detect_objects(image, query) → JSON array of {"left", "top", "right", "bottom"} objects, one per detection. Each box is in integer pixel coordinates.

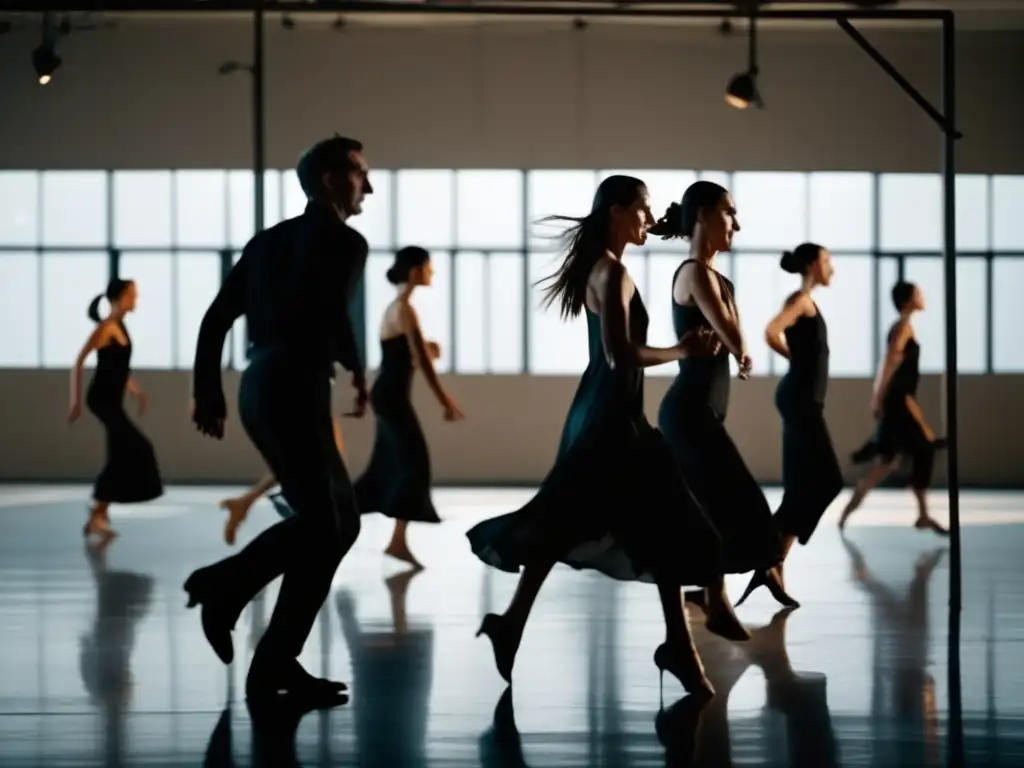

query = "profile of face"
[
  {"left": 698, "top": 192, "right": 740, "bottom": 252},
  {"left": 910, "top": 284, "right": 926, "bottom": 311},
  {"left": 411, "top": 259, "right": 434, "bottom": 288},
  {"left": 812, "top": 248, "right": 835, "bottom": 287},
  {"left": 610, "top": 184, "right": 655, "bottom": 247},
  {"left": 117, "top": 281, "right": 138, "bottom": 313},
  {"left": 322, "top": 149, "right": 373, "bottom": 217}
]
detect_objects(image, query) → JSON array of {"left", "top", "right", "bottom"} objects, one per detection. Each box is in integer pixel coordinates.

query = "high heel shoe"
[
  {"left": 654, "top": 643, "right": 715, "bottom": 699},
  {"left": 184, "top": 568, "right": 238, "bottom": 665},
  {"left": 734, "top": 567, "right": 801, "bottom": 609},
  {"left": 476, "top": 613, "right": 519, "bottom": 684}
]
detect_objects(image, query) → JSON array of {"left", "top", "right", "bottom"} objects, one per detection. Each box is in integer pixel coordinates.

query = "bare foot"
[
  {"left": 914, "top": 517, "right": 949, "bottom": 537},
  {"left": 219, "top": 497, "right": 252, "bottom": 546},
  {"left": 83, "top": 512, "right": 118, "bottom": 542},
  {"left": 384, "top": 544, "right": 424, "bottom": 570}
]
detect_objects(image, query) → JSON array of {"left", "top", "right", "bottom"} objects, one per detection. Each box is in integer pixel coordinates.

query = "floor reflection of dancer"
[
  {"left": 185, "top": 135, "right": 371, "bottom": 705},
  {"left": 355, "top": 246, "right": 464, "bottom": 569},
  {"left": 219, "top": 417, "right": 346, "bottom": 545},
  {"left": 843, "top": 538, "right": 945, "bottom": 767},
  {"left": 79, "top": 538, "right": 154, "bottom": 768},
  {"left": 336, "top": 569, "right": 433, "bottom": 767},
  {"left": 736, "top": 243, "right": 844, "bottom": 607},
  {"left": 649, "top": 182, "right": 788, "bottom": 616},
  {"left": 467, "top": 175, "right": 740, "bottom": 697},
  {"left": 69, "top": 278, "right": 163, "bottom": 541},
  {"left": 839, "top": 281, "right": 947, "bottom": 534}
]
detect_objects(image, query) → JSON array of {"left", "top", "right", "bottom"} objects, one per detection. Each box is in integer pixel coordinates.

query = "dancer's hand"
[
  {"left": 191, "top": 396, "right": 226, "bottom": 439},
  {"left": 136, "top": 391, "right": 148, "bottom": 416},
  {"left": 426, "top": 341, "right": 442, "bottom": 360},
  {"left": 68, "top": 400, "right": 82, "bottom": 424},
  {"left": 677, "top": 327, "right": 721, "bottom": 357},
  {"left": 737, "top": 353, "right": 753, "bottom": 380},
  {"left": 442, "top": 396, "right": 465, "bottom": 422},
  {"left": 344, "top": 373, "right": 369, "bottom": 418}
]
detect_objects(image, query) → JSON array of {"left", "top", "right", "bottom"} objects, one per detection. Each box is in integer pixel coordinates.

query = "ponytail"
[{"left": 87, "top": 294, "right": 104, "bottom": 323}]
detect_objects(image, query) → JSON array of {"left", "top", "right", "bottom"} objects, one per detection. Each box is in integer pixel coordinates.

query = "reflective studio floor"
[{"left": 1, "top": 486, "right": 1023, "bottom": 767}]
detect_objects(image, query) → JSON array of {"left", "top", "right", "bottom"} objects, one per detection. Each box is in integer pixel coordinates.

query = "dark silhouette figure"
[{"left": 185, "top": 135, "right": 373, "bottom": 704}]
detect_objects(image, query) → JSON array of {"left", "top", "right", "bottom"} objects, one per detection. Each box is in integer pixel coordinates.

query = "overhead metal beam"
[{"left": 0, "top": 1, "right": 953, "bottom": 22}]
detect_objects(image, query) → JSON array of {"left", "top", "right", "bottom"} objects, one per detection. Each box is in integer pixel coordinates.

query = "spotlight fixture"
[
  {"left": 32, "top": 44, "right": 61, "bottom": 85},
  {"left": 725, "top": 12, "right": 763, "bottom": 110}
]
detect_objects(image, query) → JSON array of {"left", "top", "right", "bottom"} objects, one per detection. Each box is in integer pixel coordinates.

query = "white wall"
[{"left": 1, "top": 17, "right": 1022, "bottom": 487}]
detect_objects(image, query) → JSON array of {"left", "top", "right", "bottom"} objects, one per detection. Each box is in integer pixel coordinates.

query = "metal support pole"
[
  {"left": 941, "top": 13, "right": 964, "bottom": 767},
  {"left": 253, "top": 6, "right": 265, "bottom": 235}
]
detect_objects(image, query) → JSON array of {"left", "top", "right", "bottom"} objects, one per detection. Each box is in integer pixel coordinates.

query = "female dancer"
[
  {"left": 467, "top": 174, "right": 748, "bottom": 698},
  {"left": 650, "top": 181, "right": 789, "bottom": 612},
  {"left": 355, "top": 246, "right": 462, "bottom": 569},
  {"left": 734, "top": 243, "right": 844, "bottom": 607},
  {"left": 839, "top": 281, "right": 947, "bottom": 534},
  {"left": 218, "top": 419, "right": 346, "bottom": 545},
  {"left": 69, "top": 278, "right": 163, "bottom": 540}
]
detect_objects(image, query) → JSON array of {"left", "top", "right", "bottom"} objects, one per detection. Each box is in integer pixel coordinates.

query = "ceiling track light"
[
  {"left": 32, "top": 12, "right": 61, "bottom": 85},
  {"left": 725, "top": 9, "right": 763, "bottom": 110}
]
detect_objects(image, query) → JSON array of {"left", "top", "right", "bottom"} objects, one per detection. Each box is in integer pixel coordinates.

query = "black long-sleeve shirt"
[{"left": 192, "top": 202, "right": 368, "bottom": 413}]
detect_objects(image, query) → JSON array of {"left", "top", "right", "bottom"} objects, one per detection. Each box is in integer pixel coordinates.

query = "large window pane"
[
  {"left": 41, "top": 252, "right": 109, "bottom": 367},
  {"left": 527, "top": 171, "right": 597, "bottom": 248},
  {"left": 733, "top": 253, "right": 802, "bottom": 376},
  {"left": 877, "top": 256, "right": 899, "bottom": 366},
  {"left": 396, "top": 170, "right": 454, "bottom": 249},
  {"left": 880, "top": 174, "right": 940, "bottom": 251},
  {"left": 176, "top": 253, "right": 222, "bottom": 369},
  {"left": 364, "top": 252, "right": 393, "bottom": 372},
  {"left": 600, "top": 170, "right": 698, "bottom": 228},
  {"left": 410, "top": 251, "right": 452, "bottom": 374},
  {"left": 812, "top": 255, "right": 874, "bottom": 377},
  {"left": 487, "top": 253, "right": 525, "bottom": 374},
  {"left": 699, "top": 171, "right": 732, "bottom": 188},
  {"left": 118, "top": 252, "right": 173, "bottom": 369},
  {"left": 282, "top": 170, "right": 306, "bottom": 220},
  {"left": 808, "top": 173, "right": 873, "bottom": 251},
  {"left": 993, "top": 258, "right": 1024, "bottom": 371},
  {"left": 356, "top": 169, "right": 393, "bottom": 250},
  {"left": 41, "top": 171, "right": 108, "bottom": 247},
  {"left": 0, "top": 253, "right": 40, "bottom": 366},
  {"left": 731, "top": 173, "right": 808, "bottom": 251},
  {"left": 228, "top": 170, "right": 282, "bottom": 248},
  {"left": 454, "top": 251, "right": 486, "bottom": 373},
  {"left": 175, "top": 171, "right": 227, "bottom": 248},
  {"left": 956, "top": 175, "right": 989, "bottom": 251},
  {"left": 902, "top": 257, "right": 944, "bottom": 373},
  {"left": 0, "top": 172, "right": 39, "bottom": 246},
  {"left": 113, "top": 171, "right": 172, "bottom": 248},
  {"left": 953, "top": 257, "right": 987, "bottom": 374},
  {"left": 456, "top": 171, "right": 524, "bottom": 250},
  {"left": 527, "top": 252, "right": 589, "bottom": 375},
  {"left": 993, "top": 176, "right": 1024, "bottom": 250},
  {"left": 230, "top": 251, "right": 248, "bottom": 370}
]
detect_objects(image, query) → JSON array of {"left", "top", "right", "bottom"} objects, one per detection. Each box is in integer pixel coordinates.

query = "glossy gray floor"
[{"left": 0, "top": 485, "right": 1021, "bottom": 767}]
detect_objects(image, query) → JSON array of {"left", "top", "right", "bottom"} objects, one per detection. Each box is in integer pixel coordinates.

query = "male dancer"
[{"left": 186, "top": 135, "right": 372, "bottom": 706}]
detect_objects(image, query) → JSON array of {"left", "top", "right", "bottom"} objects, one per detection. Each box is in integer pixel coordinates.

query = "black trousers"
[{"left": 217, "top": 357, "right": 360, "bottom": 663}]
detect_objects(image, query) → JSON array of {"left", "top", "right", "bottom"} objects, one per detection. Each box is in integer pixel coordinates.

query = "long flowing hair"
[{"left": 535, "top": 175, "right": 645, "bottom": 321}]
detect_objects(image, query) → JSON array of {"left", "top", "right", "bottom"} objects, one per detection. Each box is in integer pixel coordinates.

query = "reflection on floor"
[{"left": 0, "top": 485, "right": 1022, "bottom": 767}]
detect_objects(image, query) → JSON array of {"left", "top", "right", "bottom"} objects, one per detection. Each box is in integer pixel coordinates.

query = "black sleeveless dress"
[
  {"left": 772, "top": 303, "right": 843, "bottom": 545},
  {"left": 86, "top": 323, "right": 164, "bottom": 504},
  {"left": 354, "top": 336, "right": 441, "bottom": 523},
  {"left": 657, "top": 260, "right": 782, "bottom": 574},
  {"left": 467, "top": 288, "right": 723, "bottom": 587},
  {"left": 852, "top": 325, "right": 936, "bottom": 489}
]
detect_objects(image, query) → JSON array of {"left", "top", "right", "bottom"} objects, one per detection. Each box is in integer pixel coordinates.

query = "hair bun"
[
  {"left": 648, "top": 202, "right": 682, "bottom": 239},
  {"left": 385, "top": 265, "right": 401, "bottom": 285},
  {"left": 779, "top": 250, "right": 798, "bottom": 273}
]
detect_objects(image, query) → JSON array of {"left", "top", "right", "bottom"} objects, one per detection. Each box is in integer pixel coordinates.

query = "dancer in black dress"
[
  {"left": 735, "top": 243, "right": 844, "bottom": 606},
  {"left": 467, "top": 175, "right": 748, "bottom": 698},
  {"left": 69, "top": 278, "right": 163, "bottom": 540},
  {"left": 650, "top": 181, "right": 790, "bottom": 613},
  {"left": 839, "top": 281, "right": 947, "bottom": 534},
  {"left": 355, "top": 246, "right": 464, "bottom": 570},
  {"left": 185, "top": 135, "right": 372, "bottom": 705}
]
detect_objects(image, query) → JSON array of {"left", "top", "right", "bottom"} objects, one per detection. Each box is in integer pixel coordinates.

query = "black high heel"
[
  {"left": 184, "top": 568, "right": 237, "bottom": 665},
  {"left": 734, "top": 567, "right": 801, "bottom": 609},
  {"left": 476, "top": 613, "right": 519, "bottom": 684},
  {"left": 654, "top": 643, "right": 715, "bottom": 699}
]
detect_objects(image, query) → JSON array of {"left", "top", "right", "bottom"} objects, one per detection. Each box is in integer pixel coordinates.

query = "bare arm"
[
  {"left": 401, "top": 303, "right": 451, "bottom": 408},
  {"left": 765, "top": 293, "right": 813, "bottom": 360},
  {"left": 597, "top": 259, "right": 686, "bottom": 370},
  {"left": 70, "top": 324, "right": 111, "bottom": 410},
  {"left": 903, "top": 395, "right": 934, "bottom": 438},
  {"left": 872, "top": 322, "right": 912, "bottom": 406},
  {"left": 686, "top": 265, "right": 745, "bottom": 360},
  {"left": 126, "top": 377, "right": 142, "bottom": 397}
]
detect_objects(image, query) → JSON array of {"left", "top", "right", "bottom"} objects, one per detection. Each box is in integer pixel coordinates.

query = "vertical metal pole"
[
  {"left": 253, "top": 7, "right": 265, "bottom": 236},
  {"left": 941, "top": 12, "right": 964, "bottom": 767}
]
